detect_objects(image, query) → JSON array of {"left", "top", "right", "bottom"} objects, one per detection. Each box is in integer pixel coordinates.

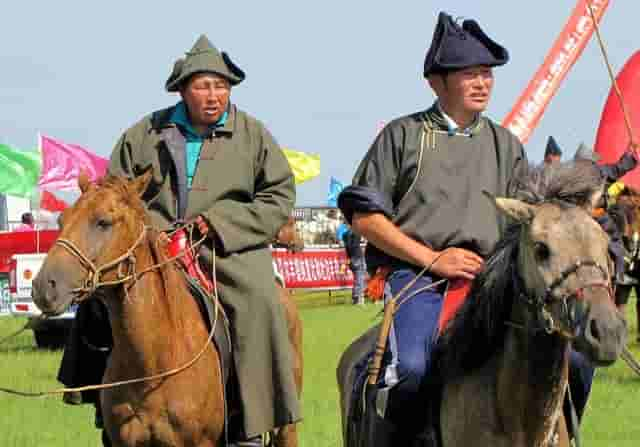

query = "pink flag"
[{"left": 38, "top": 134, "right": 109, "bottom": 191}]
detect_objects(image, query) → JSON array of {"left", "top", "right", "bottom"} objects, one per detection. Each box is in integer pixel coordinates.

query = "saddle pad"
[
  {"left": 184, "top": 274, "right": 233, "bottom": 387},
  {"left": 437, "top": 279, "right": 472, "bottom": 335}
]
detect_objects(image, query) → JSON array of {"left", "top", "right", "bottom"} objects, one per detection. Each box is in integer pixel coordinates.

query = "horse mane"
[
  {"left": 434, "top": 161, "right": 603, "bottom": 379},
  {"left": 95, "top": 175, "right": 150, "bottom": 220},
  {"left": 144, "top": 228, "right": 185, "bottom": 324}
]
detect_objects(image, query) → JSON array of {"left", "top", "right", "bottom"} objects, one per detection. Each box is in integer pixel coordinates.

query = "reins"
[{"left": 0, "top": 223, "right": 221, "bottom": 398}]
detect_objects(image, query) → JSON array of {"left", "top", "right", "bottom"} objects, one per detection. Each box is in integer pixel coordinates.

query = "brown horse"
[
  {"left": 273, "top": 216, "right": 304, "bottom": 447},
  {"left": 613, "top": 186, "right": 640, "bottom": 336},
  {"left": 32, "top": 172, "right": 302, "bottom": 447},
  {"left": 338, "top": 163, "right": 627, "bottom": 446}
]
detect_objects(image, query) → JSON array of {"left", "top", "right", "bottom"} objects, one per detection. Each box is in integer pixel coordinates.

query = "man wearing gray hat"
[
  {"left": 339, "top": 12, "right": 527, "bottom": 444},
  {"left": 58, "top": 35, "right": 300, "bottom": 447}
]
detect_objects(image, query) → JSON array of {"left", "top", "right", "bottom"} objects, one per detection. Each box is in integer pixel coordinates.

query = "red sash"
[
  {"left": 167, "top": 229, "right": 214, "bottom": 294},
  {"left": 438, "top": 278, "right": 472, "bottom": 335}
]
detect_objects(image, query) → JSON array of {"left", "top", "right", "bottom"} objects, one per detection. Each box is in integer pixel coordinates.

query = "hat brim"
[{"left": 165, "top": 51, "right": 245, "bottom": 92}]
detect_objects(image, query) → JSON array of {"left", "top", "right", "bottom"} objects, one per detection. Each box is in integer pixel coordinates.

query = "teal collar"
[{"left": 170, "top": 101, "right": 229, "bottom": 141}]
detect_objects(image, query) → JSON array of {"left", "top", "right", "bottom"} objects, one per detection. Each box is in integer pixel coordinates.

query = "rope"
[{"left": 587, "top": 1, "right": 637, "bottom": 149}]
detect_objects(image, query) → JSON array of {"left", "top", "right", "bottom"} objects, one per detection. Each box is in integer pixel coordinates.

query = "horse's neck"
[
  {"left": 105, "top": 246, "right": 202, "bottom": 374},
  {"left": 496, "top": 326, "right": 569, "bottom": 445}
]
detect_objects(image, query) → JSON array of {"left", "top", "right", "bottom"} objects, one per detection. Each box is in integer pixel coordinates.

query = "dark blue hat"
[
  {"left": 544, "top": 136, "right": 563, "bottom": 157},
  {"left": 424, "top": 12, "right": 509, "bottom": 77}
]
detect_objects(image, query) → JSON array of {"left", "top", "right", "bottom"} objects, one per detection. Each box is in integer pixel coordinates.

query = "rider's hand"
[
  {"left": 158, "top": 232, "right": 170, "bottom": 246},
  {"left": 427, "top": 247, "right": 484, "bottom": 280},
  {"left": 195, "top": 215, "right": 210, "bottom": 237}
]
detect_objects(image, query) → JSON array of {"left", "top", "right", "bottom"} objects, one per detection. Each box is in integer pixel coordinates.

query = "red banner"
[
  {"left": 594, "top": 51, "right": 640, "bottom": 189},
  {"left": 502, "top": 0, "right": 610, "bottom": 143},
  {"left": 272, "top": 248, "right": 354, "bottom": 289}
]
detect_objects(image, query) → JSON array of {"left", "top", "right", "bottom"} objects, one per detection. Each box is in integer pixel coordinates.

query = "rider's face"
[
  {"left": 430, "top": 65, "right": 494, "bottom": 116},
  {"left": 180, "top": 73, "right": 231, "bottom": 130}
]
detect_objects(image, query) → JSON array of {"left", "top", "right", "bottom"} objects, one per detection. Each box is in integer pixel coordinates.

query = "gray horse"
[{"left": 338, "top": 163, "right": 627, "bottom": 447}]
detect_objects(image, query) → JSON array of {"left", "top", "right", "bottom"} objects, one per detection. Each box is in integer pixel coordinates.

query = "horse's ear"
[
  {"left": 78, "top": 170, "right": 91, "bottom": 193},
  {"left": 484, "top": 192, "right": 536, "bottom": 223},
  {"left": 129, "top": 169, "right": 153, "bottom": 198}
]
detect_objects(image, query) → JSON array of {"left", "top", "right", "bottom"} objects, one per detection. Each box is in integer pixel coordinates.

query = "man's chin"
[{"left": 466, "top": 102, "right": 488, "bottom": 113}]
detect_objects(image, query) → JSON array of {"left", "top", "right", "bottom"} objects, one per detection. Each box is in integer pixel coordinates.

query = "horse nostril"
[
  {"left": 590, "top": 319, "right": 601, "bottom": 342},
  {"left": 48, "top": 279, "right": 57, "bottom": 289}
]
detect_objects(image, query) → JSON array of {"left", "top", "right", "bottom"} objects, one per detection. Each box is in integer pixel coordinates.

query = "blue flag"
[{"left": 327, "top": 176, "right": 345, "bottom": 207}]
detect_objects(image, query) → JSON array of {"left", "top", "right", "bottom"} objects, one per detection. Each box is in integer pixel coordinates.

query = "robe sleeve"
[
  {"left": 338, "top": 125, "right": 400, "bottom": 224},
  {"left": 108, "top": 133, "right": 135, "bottom": 178},
  {"left": 200, "top": 128, "right": 295, "bottom": 254},
  {"left": 598, "top": 151, "right": 638, "bottom": 183}
]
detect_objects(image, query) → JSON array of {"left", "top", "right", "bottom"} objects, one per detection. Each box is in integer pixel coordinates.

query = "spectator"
[
  {"left": 337, "top": 223, "right": 366, "bottom": 305},
  {"left": 543, "top": 136, "right": 562, "bottom": 165},
  {"left": 14, "top": 212, "right": 35, "bottom": 232}
]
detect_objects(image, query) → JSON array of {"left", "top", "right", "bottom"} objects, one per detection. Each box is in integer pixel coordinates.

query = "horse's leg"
[
  {"left": 635, "top": 284, "right": 640, "bottom": 342},
  {"left": 556, "top": 413, "right": 570, "bottom": 447},
  {"left": 272, "top": 283, "right": 303, "bottom": 447}
]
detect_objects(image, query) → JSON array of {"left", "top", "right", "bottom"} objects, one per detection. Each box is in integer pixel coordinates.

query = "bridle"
[
  {"left": 511, "top": 260, "right": 613, "bottom": 339},
  {"left": 2, "top": 222, "right": 219, "bottom": 398},
  {"left": 54, "top": 224, "right": 149, "bottom": 300}
]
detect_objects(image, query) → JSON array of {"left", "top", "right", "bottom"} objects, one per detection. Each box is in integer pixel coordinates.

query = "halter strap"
[
  {"left": 512, "top": 259, "right": 613, "bottom": 338},
  {"left": 55, "top": 224, "right": 149, "bottom": 298}
]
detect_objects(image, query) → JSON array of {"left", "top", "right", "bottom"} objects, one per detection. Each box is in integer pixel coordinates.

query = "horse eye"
[
  {"left": 96, "top": 219, "right": 112, "bottom": 230},
  {"left": 534, "top": 241, "right": 551, "bottom": 261}
]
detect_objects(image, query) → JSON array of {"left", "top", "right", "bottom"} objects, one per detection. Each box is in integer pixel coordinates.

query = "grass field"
[{"left": 0, "top": 294, "right": 639, "bottom": 446}]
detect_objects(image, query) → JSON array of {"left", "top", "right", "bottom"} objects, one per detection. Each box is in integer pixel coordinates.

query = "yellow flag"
[
  {"left": 282, "top": 148, "right": 321, "bottom": 185},
  {"left": 608, "top": 181, "right": 625, "bottom": 200}
]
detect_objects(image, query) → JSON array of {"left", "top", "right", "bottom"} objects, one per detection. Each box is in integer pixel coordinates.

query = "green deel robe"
[{"left": 108, "top": 103, "right": 301, "bottom": 437}]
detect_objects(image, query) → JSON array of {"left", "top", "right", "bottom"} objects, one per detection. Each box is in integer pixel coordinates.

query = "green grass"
[{"left": 0, "top": 298, "right": 638, "bottom": 446}]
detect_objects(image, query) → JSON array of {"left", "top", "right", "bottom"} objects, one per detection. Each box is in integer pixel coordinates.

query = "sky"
[{"left": 1, "top": 1, "right": 638, "bottom": 206}]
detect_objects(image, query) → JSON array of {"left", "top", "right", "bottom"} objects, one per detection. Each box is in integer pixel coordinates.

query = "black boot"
[
  {"left": 101, "top": 430, "right": 113, "bottom": 447},
  {"left": 94, "top": 400, "right": 104, "bottom": 429},
  {"left": 62, "top": 390, "right": 83, "bottom": 405}
]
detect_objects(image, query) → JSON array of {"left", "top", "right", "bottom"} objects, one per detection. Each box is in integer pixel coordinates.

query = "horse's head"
[
  {"left": 494, "top": 196, "right": 626, "bottom": 366},
  {"left": 275, "top": 216, "right": 304, "bottom": 253},
  {"left": 33, "top": 171, "right": 153, "bottom": 315}
]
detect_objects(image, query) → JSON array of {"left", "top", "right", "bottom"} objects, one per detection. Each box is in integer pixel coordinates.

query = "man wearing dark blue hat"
[
  {"left": 339, "top": 12, "right": 527, "bottom": 443},
  {"left": 544, "top": 136, "right": 563, "bottom": 165}
]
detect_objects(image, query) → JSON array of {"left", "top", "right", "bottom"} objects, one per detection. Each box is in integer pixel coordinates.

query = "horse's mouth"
[
  {"left": 33, "top": 289, "right": 76, "bottom": 317},
  {"left": 36, "top": 301, "right": 68, "bottom": 317}
]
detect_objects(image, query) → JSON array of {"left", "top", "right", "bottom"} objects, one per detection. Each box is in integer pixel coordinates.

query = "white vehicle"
[{"left": 9, "top": 253, "right": 76, "bottom": 349}]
